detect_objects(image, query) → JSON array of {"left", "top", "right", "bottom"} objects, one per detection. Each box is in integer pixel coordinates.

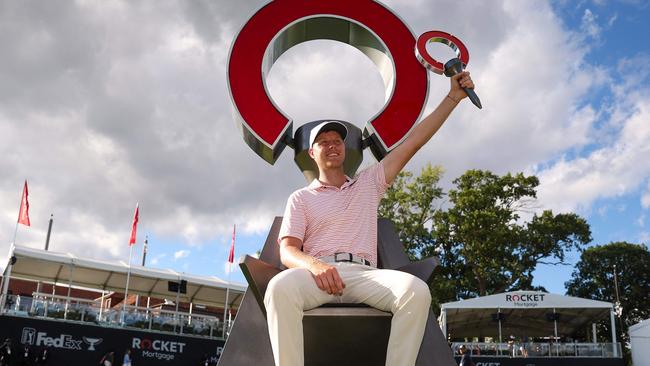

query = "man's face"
[{"left": 309, "top": 130, "right": 345, "bottom": 169}]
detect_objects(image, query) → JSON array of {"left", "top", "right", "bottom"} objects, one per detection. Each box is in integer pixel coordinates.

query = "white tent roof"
[
  {"left": 3, "top": 245, "right": 246, "bottom": 309},
  {"left": 630, "top": 318, "right": 650, "bottom": 337},
  {"left": 441, "top": 291, "right": 613, "bottom": 338},
  {"left": 442, "top": 291, "right": 613, "bottom": 310},
  {"left": 630, "top": 319, "right": 650, "bottom": 366}
]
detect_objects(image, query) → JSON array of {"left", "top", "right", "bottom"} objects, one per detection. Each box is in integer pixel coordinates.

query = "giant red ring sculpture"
[{"left": 227, "top": 0, "right": 429, "bottom": 164}]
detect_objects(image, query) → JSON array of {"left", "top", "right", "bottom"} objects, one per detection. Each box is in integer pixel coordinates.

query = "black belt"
[{"left": 319, "top": 252, "right": 371, "bottom": 266}]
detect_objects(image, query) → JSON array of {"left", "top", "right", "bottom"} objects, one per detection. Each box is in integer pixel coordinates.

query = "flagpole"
[
  {"left": 135, "top": 236, "right": 148, "bottom": 308},
  {"left": 13, "top": 180, "right": 30, "bottom": 245},
  {"left": 141, "top": 236, "right": 148, "bottom": 267},
  {"left": 13, "top": 183, "right": 21, "bottom": 245},
  {"left": 121, "top": 244, "right": 134, "bottom": 324},
  {"left": 44, "top": 214, "right": 54, "bottom": 251},
  {"left": 121, "top": 203, "right": 139, "bottom": 325},
  {"left": 11, "top": 221, "right": 19, "bottom": 246},
  {"left": 222, "top": 224, "right": 235, "bottom": 338},
  {"left": 223, "top": 264, "right": 231, "bottom": 338}
]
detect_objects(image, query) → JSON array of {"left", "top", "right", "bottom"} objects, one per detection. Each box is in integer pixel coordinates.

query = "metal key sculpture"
[{"left": 228, "top": 0, "right": 480, "bottom": 181}]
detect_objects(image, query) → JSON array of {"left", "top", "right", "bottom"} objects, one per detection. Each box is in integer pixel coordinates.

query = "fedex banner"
[{"left": 0, "top": 316, "right": 224, "bottom": 366}]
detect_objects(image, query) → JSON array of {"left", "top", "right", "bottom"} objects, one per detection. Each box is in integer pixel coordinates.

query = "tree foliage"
[
  {"left": 380, "top": 167, "right": 592, "bottom": 311},
  {"left": 565, "top": 242, "right": 650, "bottom": 342},
  {"left": 378, "top": 164, "right": 443, "bottom": 259}
]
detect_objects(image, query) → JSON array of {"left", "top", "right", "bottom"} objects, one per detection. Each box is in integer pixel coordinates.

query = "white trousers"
[{"left": 264, "top": 262, "right": 431, "bottom": 366}]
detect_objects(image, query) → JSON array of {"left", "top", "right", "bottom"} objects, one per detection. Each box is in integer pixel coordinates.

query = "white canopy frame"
[
  {"left": 440, "top": 291, "right": 618, "bottom": 357},
  {"left": 1, "top": 245, "right": 246, "bottom": 312}
]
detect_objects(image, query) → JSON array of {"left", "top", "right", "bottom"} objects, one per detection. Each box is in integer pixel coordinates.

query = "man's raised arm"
[{"left": 381, "top": 71, "right": 474, "bottom": 184}]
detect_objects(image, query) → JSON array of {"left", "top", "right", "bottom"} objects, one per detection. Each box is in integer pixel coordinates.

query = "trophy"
[
  {"left": 228, "top": 10, "right": 480, "bottom": 180},
  {"left": 415, "top": 30, "right": 482, "bottom": 109}
]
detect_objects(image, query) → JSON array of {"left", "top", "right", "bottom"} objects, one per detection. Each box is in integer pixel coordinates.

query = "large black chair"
[{"left": 217, "top": 217, "right": 456, "bottom": 366}]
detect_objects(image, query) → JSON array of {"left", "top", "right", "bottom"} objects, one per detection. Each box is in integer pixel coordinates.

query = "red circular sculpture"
[
  {"left": 415, "top": 30, "right": 470, "bottom": 74},
  {"left": 227, "top": 0, "right": 429, "bottom": 164}
]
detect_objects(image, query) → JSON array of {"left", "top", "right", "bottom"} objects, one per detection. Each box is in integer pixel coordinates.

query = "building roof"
[
  {"left": 630, "top": 318, "right": 650, "bottom": 337},
  {"left": 440, "top": 291, "right": 614, "bottom": 338},
  {"left": 3, "top": 245, "right": 246, "bottom": 309}
]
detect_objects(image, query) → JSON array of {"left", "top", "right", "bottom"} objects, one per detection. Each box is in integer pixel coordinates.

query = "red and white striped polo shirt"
[{"left": 278, "top": 162, "right": 390, "bottom": 267}]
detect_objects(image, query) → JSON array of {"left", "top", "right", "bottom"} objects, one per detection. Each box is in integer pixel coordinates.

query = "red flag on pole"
[
  {"left": 18, "top": 180, "right": 31, "bottom": 226},
  {"left": 129, "top": 204, "right": 139, "bottom": 246},
  {"left": 228, "top": 224, "right": 236, "bottom": 264}
]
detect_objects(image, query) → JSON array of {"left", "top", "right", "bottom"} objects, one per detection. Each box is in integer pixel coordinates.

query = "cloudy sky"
[{"left": 1, "top": 0, "right": 649, "bottom": 296}]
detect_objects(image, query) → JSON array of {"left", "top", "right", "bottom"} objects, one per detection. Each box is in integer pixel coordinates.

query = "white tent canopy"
[
  {"left": 630, "top": 318, "right": 650, "bottom": 366},
  {"left": 1, "top": 245, "right": 246, "bottom": 309},
  {"left": 440, "top": 291, "right": 616, "bottom": 340}
]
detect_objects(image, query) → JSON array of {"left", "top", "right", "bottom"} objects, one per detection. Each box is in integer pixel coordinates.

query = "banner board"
[
  {"left": 454, "top": 356, "right": 624, "bottom": 366},
  {"left": 0, "top": 315, "right": 224, "bottom": 365}
]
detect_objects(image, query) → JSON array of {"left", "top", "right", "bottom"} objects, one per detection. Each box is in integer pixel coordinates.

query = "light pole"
[{"left": 613, "top": 264, "right": 623, "bottom": 350}]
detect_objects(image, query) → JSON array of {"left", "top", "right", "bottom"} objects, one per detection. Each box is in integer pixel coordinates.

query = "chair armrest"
[
  {"left": 239, "top": 255, "right": 283, "bottom": 317},
  {"left": 396, "top": 256, "right": 440, "bottom": 283}
]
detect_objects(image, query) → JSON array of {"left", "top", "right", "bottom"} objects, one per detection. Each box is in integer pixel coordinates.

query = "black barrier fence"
[
  {"left": 0, "top": 315, "right": 224, "bottom": 365},
  {"left": 454, "top": 356, "right": 625, "bottom": 366}
]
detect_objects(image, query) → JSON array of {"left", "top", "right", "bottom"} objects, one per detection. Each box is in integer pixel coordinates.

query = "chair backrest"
[
  {"left": 218, "top": 217, "right": 456, "bottom": 366},
  {"left": 377, "top": 217, "right": 413, "bottom": 269},
  {"left": 239, "top": 217, "right": 425, "bottom": 314}
]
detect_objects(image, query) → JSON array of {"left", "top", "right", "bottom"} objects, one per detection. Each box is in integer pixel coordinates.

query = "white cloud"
[
  {"left": 536, "top": 98, "right": 650, "bottom": 213},
  {"left": 597, "top": 205, "right": 609, "bottom": 217},
  {"left": 581, "top": 9, "right": 601, "bottom": 39},
  {"left": 149, "top": 253, "right": 166, "bottom": 266},
  {"left": 174, "top": 250, "right": 190, "bottom": 260},
  {"left": 607, "top": 13, "right": 618, "bottom": 27},
  {"left": 0, "top": 0, "right": 294, "bottom": 259},
  {"left": 224, "top": 261, "right": 237, "bottom": 274},
  {"left": 1, "top": 0, "right": 648, "bottom": 273},
  {"left": 642, "top": 191, "right": 650, "bottom": 209},
  {"left": 404, "top": 1, "right": 606, "bottom": 187},
  {"left": 639, "top": 231, "right": 650, "bottom": 244}
]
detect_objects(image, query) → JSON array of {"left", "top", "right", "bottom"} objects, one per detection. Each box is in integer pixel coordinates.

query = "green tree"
[
  {"left": 378, "top": 163, "right": 444, "bottom": 259},
  {"left": 565, "top": 242, "right": 650, "bottom": 344},
  {"left": 432, "top": 170, "right": 591, "bottom": 299},
  {"left": 380, "top": 168, "right": 592, "bottom": 311}
]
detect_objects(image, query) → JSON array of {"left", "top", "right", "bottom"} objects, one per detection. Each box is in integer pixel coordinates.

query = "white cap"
[{"left": 308, "top": 121, "right": 348, "bottom": 146}]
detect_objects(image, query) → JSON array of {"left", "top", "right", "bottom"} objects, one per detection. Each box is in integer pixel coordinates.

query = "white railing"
[
  {"left": 451, "top": 341, "right": 622, "bottom": 358},
  {"left": 2, "top": 294, "right": 233, "bottom": 339},
  {"left": 29, "top": 292, "right": 100, "bottom": 322},
  {"left": 110, "top": 304, "right": 226, "bottom": 337}
]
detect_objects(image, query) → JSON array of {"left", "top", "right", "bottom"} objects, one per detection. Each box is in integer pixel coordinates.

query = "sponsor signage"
[
  {"left": 455, "top": 357, "right": 623, "bottom": 366},
  {"left": 505, "top": 293, "right": 546, "bottom": 308},
  {"left": 21, "top": 327, "right": 92, "bottom": 351},
  {"left": 132, "top": 337, "right": 186, "bottom": 362},
  {"left": 0, "top": 316, "right": 224, "bottom": 366}
]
